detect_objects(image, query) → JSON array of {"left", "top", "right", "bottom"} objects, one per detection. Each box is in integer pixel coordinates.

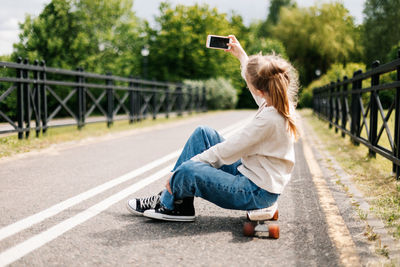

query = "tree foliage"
[
  {"left": 12, "top": 0, "right": 143, "bottom": 76},
  {"left": 185, "top": 78, "right": 238, "bottom": 110},
  {"left": 257, "top": 0, "right": 295, "bottom": 37},
  {"left": 7, "top": 0, "right": 379, "bottom": 111},
  {"left": 363, "top": 0, "right": 400, "bottom": 64},
  {"left": 272, "top": 3, "right": 362, "bottom": 85},
  {"left": 145, "top": 3, "right": 243, "bottom": 82},
  {"left": 300, "top": 62, "right": 366, "bottom": 108},
  {"left": 387, "top": 42, "right": 400, "bottom": 61}
]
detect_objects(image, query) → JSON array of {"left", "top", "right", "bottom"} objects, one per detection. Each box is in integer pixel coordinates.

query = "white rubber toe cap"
[{"left": 126, "top": 199, "right": 142, "bottom": 215}]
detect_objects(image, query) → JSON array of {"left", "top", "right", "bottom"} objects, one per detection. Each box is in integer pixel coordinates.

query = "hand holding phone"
[
  {"left": 206, "top": 35, "right": 231, "bottom": 50},
  {"left": 225, "top": 35, "right": 248, "bottom": 65}
]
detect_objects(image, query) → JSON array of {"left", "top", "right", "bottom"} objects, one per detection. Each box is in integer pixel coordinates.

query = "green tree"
[
  {"left": 11, "top": 0, "right": 144, "bottom": 119},
  {"left": 73, "top": 0, "right": 143, "bottom": 76},
  {"left": 0, "top": 55, "right": 15, "bottom": 121},
  {"left": 184, "top": 78, "right": 238, "bottom": 110},
  {"left": 12, "top": 0, "right": 142, "bottom": 76},
  {"left": 272, "top": 3, "right": 362, "bottom": 85},
  {"left": 237, "top": 23, "right": 288, "bottom": 108},
  {"left": 387, "top": 42, "right": 400, "bottom": 61},
  {"left": 145, "top": 3, "right": 244, "bottom": 82},
  {"left": 0, "top": 55, "right": 11, "bottom": 61},
  {"left": 300, "top": 62, "right": 366, "bottom": 108},
  {"left": 258, "top": 0, "right": 295, "bottom": 37},
  {"left": 13, "top": 0, "right": 82, "bottom": 68},
  {"left": 363, "top": 0, "right": 400, "bottom": 64},
  {"left": 268, "top": 0, "right": 295, "bottom": 24}
]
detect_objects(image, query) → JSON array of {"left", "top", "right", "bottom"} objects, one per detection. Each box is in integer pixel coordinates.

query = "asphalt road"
[{"left": 0, "top": 110, "right": 378, "bottom": 266}]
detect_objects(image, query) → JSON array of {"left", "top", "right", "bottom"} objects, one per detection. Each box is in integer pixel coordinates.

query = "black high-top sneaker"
[
  {"left": 126, "top": 191, "right": 162, "bottom": 215},
  {"left": 143, "top": 197, "right": 195, "bottom": 222}
]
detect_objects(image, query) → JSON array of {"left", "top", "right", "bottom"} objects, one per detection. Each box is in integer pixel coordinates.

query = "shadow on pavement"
[{"left": 89, "top": 211, "right": 279, "bottom": 247}]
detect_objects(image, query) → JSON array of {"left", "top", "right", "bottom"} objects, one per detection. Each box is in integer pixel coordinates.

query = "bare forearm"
[
  {"left": 239, "top": 53, "right": 249, "bottom": 67},
  {"left": 226, "top": 35, "right": 248, "bottom": 66}
]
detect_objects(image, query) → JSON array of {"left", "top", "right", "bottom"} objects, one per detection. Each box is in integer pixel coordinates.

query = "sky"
[{"left": 0, "top": 0, "right": 366, "bottom": 56}]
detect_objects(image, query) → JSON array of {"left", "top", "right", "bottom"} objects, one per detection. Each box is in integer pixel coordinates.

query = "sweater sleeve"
[{"left": 191, "top": 113, "right": 275, "bottom": 168}]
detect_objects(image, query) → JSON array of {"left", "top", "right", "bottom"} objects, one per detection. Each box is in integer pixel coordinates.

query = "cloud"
[
  {"left": 0, "top": 0, "right": 50, "bottom": 55},
  {"left": 0, "top": 29, "right": 19, "bottom": 55},
  {"left": 0, "top": 18, "right": 20, "bottom": 31}
]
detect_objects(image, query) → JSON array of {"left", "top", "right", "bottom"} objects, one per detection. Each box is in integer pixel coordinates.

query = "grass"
[
  {"left": 300, "top": 109, "right": 400, "bottom": 240},
  {"left": 0, "top": 112, "right": 211, "bottom": 159}
]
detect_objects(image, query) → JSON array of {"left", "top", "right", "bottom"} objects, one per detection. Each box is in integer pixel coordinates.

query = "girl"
[{"left": 126, "top": 35, "right": 299, "bottom": 222}]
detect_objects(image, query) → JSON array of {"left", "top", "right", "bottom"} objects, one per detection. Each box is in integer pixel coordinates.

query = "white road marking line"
[
  {"left": 0, "top": 151, "right": 180, "bottom": 242},
  {"left": 0, "top": 165, "right": 173, "bottom": 267},
  {"left": 0, "top": 117, "right": 250, "bottom": 266},
  {"left": 0, "top": 116, "right": 251, "bottom": 251}
]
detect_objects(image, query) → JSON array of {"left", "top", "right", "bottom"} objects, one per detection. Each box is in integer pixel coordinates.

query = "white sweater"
[{"left": 191, "top": 93, "right": 295, "bottom": 194}]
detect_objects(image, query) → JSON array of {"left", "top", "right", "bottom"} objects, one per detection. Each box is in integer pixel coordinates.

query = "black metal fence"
[
  {"left": 0, "top": 58, "right": 207, "bottom": 139},
  {"left": 312, "top": 50, "right": 400, "bottom": 179}
]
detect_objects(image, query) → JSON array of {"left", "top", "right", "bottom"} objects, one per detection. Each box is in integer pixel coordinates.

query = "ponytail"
[{"left": 246, "top": 54, "right": 299, "bottom": 140}]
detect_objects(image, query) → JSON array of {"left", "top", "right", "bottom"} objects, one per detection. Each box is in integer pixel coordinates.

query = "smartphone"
[{"left": 206, "top": 35, "right": 231, "bottom": 50}]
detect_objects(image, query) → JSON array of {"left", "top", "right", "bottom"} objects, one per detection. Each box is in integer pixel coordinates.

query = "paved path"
[{"left": 0, "top": 110, "right": 379, "bottom": 266}]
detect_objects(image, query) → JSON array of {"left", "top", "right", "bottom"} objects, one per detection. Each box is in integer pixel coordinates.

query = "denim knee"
[
  {"left": 195, "top": 125, "right": 222, "bottom": 143},
  {"left": 194, "top": 125, "right": 215, "bottom": 137},
  {"left": 174, "top": 160, "right": 194, "bottom": 177},
  {"left": 171, "top": 160, "right": 196, "bottom": 190}
]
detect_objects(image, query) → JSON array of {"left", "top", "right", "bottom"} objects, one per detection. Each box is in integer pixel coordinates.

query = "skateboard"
[{"left": 243, "top": 210, "right": 279, "bottom": 239}]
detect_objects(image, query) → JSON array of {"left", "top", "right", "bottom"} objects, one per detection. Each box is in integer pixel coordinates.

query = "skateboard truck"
[
  {"left": 243, "top": 222, "right": 280, "bottom": 239},
  {"left": 243, "top": 210, "right": 279, "bottom": 239}
]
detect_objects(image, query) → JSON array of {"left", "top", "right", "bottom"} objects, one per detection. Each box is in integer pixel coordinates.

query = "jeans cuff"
[{"left": 160, "top": 189, "right": 175, "bottom": 210}]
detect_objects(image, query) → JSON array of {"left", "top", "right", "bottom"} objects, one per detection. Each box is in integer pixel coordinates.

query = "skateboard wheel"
[
  {"left": 243, "top": 222, "right": 255, "bottom": 237},
  {"left": 268, "top": 224, "right": 280, "bottom": 239}
]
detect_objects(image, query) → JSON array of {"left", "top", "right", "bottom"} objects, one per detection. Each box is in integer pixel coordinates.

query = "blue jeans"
[{"left": 161, "top": 126, "right": 279, "bottom": 211}]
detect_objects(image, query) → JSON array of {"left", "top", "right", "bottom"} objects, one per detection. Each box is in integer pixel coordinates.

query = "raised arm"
[
  {"left": 226, "top": 35, "right": 265, "bottom": 107},
  {"left": 226, "top": 35, "right": 248, "bottom": 67}
]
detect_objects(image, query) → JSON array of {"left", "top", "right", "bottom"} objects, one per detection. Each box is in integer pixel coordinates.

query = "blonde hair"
[{"left": 245, "top": 53, "right": 299, "bottom": 140}]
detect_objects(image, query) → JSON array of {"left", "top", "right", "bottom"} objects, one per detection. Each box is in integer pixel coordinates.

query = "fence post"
[
  {"left": 16, "top": 57, "right": 24, "bottom": 139},
  {"left": 369, "top": 61, "right": 380, "bottom": 157},
  {"left": 188, "top": 85, "right": 193, "bottom": 115},
  {"left": 317, "top": 89, "right": 321, "bottom": 116},
  {"left": 134, "top": 78, "right": 141, "bottom": 121},
  {"left": 106, "top": 72, "right": 113, "bottom": 128},
  {"left": 33, "top": 60, "right": 41, "bottom": 137},
  {"left": 40, "top": 60, "right": 48, "bottom": 134},
  {"left": 318, "top": 88, "right": 321, "bottom": 115},
  {"left": 76, "top": 67, "right": 84, "bottom": 130},
  {"left": 314, "top": 88, "right": 320, "bottom": 116},
  {"left": 394, "top": 49, "right": 400, "bottom": 179},
  {"left": 152, "top": 81, "right": 157, "bottom": 120},
  {"left": 165, "top": 85, "right": 170, "bottom": 118},
  {"left": 350, "top": 70, "right": 362, "bottom": 146},
  {"left": 81, "top": 67, "right": 86, "bottom": 128},
  {"left": 335, "top": 79, "right": 340, "bottom": 133},
  {"left": 320, "top": 88, "right": 323, "bottom": 116},
  {"left": 22, "top": 58, "right": 31, "bottom": 139},
  {"left": 128, "top": 76, "right": 134, "bottom": 124},
  {"left": 341, "top": 76, "right": 348, "bottom": 138},
  {"left": 195, "top": 86, "right": 200, "bottom": 112},
  {"left": 322, "top": 86, "right": 327, "bottom": 118},
  {"left": 202, "top": 86, "right": 207, "bottom": 112},
  {"left": 312, "top": 88, "right": 317, "bottom": 114},
  {"left": 324, "top": 87, "right": 331, "bottom": 120},
  {"left": 177, "top": 84, "right": 182, "bottom": 116},
  {"left": 329, "top": 82, "right": 334, "bottom": 128}
]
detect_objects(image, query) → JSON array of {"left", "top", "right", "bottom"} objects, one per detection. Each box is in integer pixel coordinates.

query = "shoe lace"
[{"left": 140, "top": 194, "right": 160, "bottom": 209}]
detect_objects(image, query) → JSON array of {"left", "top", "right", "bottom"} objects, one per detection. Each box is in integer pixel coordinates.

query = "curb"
[{"left": 301, "top": 113, "right": 400, "bottom": 265}]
